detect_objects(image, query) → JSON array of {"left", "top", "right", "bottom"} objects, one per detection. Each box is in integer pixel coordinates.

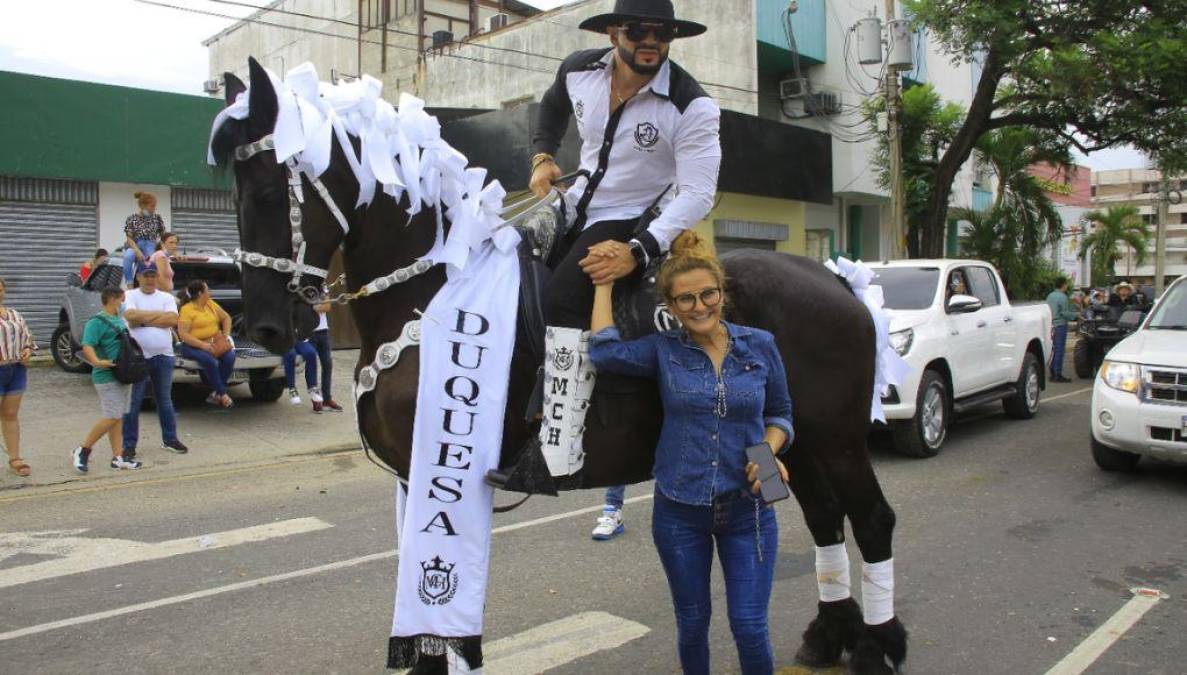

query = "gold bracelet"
[{"left": 531, "top": 152, "right": 555, "bottom": 171}]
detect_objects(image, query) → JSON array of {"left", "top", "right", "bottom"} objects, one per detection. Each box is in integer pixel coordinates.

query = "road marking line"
[
  {"left": 0, "top": 518, "right": 332, "bottom": 590},
  {"left": 1043, "top": 587, "right": 1167, "bottom": 675},
  {"left": 482, "top": 611, "right": 649, "bottom": 674},
  {"left": 1046, "top": 387, "right": 1093, "bottom": 403},
  {"left": 0, "top": 495, "right": 656, "bottom": 641}
]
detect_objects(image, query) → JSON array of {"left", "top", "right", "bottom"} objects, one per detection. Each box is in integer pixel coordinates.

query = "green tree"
[
  {"left": 902, "top": 0, "right": 1187, "bottom": 257},
  {"left": 1079, "top": 206, "right": 1151, "bottom": 286}
]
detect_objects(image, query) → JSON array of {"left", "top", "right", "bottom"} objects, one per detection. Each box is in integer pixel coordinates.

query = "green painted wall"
[{"left": 0, "top": 71, "right": 228, "bottom": 189}]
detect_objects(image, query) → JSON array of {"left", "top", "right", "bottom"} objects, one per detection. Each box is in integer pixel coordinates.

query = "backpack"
[{"left": 113, "top": 328, "right": 148, "bottom": 384}]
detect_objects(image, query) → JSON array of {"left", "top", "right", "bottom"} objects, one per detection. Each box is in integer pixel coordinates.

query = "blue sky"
[{"left": 0, "top": 0, "right": 1147, "bottom": 171}]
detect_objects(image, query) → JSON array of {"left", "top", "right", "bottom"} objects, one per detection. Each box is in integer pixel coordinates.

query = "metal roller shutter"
[
  {"left": 171, "top": 188, "right": 239, "bottom": 255},
  {"left": 0, "top": 182, "right": 98, "bottom": 344}
]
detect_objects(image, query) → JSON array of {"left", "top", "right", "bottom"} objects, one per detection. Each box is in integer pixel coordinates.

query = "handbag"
[{"left": 211, "top": 333, "right": 233, "bottom": 358}]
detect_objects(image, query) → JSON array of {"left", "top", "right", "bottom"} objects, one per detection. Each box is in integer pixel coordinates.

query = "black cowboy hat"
[{"left": 578, "top": 0, "right": 708, "bottom": 38}]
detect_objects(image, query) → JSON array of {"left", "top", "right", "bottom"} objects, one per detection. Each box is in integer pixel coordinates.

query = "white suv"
[{"left": 1091, "top": 275, "right": 1187, "bottom": 471}]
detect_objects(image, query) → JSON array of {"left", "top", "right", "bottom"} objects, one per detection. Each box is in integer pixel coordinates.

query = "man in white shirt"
[
  {"left": 122, "top": 267, "right": 188, "bottom": 456},
  {"left": 491, "top": 0, "right": 720, "bottom": 490}
]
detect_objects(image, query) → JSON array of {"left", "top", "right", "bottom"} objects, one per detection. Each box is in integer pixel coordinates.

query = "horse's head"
[{"left": 210, "top": 57, "right": 319, "bottom": 354}]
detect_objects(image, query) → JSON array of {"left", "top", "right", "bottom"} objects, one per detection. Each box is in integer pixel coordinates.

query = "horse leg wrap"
[
  {"left": 861, "top": 558, "right": 895, "bottom": 625},
  {"left": 538, "top": 327, "right": 594, "bottom": 477},
  {"left": 816, "top": 543, "right": 852, "bottom": 602}
]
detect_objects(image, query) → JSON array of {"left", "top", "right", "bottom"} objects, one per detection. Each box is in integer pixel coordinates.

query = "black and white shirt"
[{"left": 534, "top": 48, "right": 721, "bottom": 259}]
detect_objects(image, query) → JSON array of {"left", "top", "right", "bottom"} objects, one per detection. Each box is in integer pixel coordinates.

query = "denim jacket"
[{"left": 589, "top": 321, "right": 794, "bottom": 506}]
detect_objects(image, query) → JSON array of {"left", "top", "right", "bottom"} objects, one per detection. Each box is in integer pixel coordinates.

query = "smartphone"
[{"left": 745, "top": 443, "right": 791, "bottom": 505}]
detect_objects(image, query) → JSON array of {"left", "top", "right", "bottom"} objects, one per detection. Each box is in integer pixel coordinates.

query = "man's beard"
[{"left": 617, "top": 44, "right": 667, "bottom": 75}]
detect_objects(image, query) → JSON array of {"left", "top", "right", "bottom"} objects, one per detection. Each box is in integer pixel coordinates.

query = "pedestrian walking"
[
  {"left": 1, "top": 278, "right": 36, "bottom": 477},
  {"left": 72, "top": 287, "right": 142, "bottom": 473},
  {"left": 122, "top": 191, "right": 166, "bottom": 289},
  {"left": 589, "top": 230, "right": 793, "bottom": 675},
  {"left": 309, "top": 301, "right": 343, "bottom": 412},
  {"left": 79, "top": 248, "right": 108, "bottom": 283},
  {"left": 121, "top": 266, "right": 187, "bottom": 458},
  {"left": 283, "top": 338, "right": 321, "bottom": 409},
  {"left": 177, "top": 280, "right": 236, "bottom": 408},
  {"left": 147, "top": 232, "right": 179, "bottom": 292},
  {"left": 592, "top": 485, "right": 628, "bottom": 540},
  {"left": 1045, "top": 276, "right": 1079, "bottom": 383}
]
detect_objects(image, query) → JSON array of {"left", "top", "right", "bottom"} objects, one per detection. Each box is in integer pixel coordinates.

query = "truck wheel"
[
  {"left": 51, "top": 324, "right": 90, "bottom": 373},
  {"left": 1003, "top": 353, "right": 1041, "bottom": 420},
  {"left": 891, "top": 370, "right": 948, "bottom": 458},
  {"left": 1091, "top": 435, "right": 1139, "bottom": 472},
  {"left": 249, "top": 376, "right": 286, "bottom": 402},
  {"left": 1073, "top": 339, "right": 1093, "bottom": 379}
]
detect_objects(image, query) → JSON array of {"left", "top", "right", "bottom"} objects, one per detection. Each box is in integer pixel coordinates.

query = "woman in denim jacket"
[{"left": 586, "top": 231, "right": 793, "bottom": 675}]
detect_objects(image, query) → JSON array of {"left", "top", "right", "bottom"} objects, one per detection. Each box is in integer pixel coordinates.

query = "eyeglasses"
[
  {"left": 671, "top": 287, "right": 722, "bottom": 312},
  {"left": 619, "top": 21, "right": 676, "bottom": 43}
]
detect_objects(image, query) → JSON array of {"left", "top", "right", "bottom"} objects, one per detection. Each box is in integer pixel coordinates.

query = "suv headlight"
[
  {"left": 889, "top": 328, "right": 914, "bottom": 357},
  {"left": 1100, "top": 360, "right": 1140, "bottom": 394}
]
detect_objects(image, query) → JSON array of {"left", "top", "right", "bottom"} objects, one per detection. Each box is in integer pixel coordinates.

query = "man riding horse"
[{"left": 488, "top": 0, "right": 721, "bottom": 490}]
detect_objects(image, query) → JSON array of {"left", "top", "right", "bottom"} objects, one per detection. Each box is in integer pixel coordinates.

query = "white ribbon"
[{"left": 825, "top": 257, "right": 912, "bottom": 423}]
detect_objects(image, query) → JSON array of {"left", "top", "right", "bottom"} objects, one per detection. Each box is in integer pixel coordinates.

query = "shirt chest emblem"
[{"left": 634, "top": 122, "right": 660, "bottom": 151}]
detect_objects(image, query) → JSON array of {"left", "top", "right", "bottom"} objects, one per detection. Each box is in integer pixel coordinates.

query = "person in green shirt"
[
  {"left": 71, "top": 287, "right": 142, "bottom": 473},
  {"left": 1045, "top": 277, "right": 1080, "bottom": 383}
]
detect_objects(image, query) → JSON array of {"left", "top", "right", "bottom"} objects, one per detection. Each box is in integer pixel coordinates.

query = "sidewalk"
[{"left": 1, "top": 350, "right": 365, "bottom": 495}]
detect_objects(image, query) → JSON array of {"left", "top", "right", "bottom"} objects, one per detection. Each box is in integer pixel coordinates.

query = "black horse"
[{"left": 212, "top": 57, "right": 907, "bottom": 674}]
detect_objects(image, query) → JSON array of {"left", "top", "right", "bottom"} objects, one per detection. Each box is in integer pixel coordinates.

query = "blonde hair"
[
  {"left": 134, "top": 191, "right": 157, "bottom": 209},
  {"left": 656, "top": 231, "right": 725, "bottom": 302}
]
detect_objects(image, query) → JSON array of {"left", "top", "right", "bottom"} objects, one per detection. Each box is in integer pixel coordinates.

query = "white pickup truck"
[
  {"left": 868, "top": 260, "right": 1053, "bottom": 457},
  {"left": 1091, "top": 274, "right": 1187, "bottom": 471}
]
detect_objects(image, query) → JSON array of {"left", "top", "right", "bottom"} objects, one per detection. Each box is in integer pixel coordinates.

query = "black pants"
[{"left": 543, "top": 218, "right": 638, "bottom": 329}]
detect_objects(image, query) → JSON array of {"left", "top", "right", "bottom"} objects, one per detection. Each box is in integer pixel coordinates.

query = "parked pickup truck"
[
  {"left": 1091, "top": 274, "right": 1187, "bottom": 471},
  {"left": 868, "top": 260, "right": 1053, "bottom": 457},
  {"left": 51, "top": 250, "right": 287, "bottom": 402}
]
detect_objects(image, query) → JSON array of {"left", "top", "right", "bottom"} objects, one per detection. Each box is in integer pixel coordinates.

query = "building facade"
[
  {"left": 206, "top": 0, "right": 988, "bottom": 261},
  {"left": 1091, "top": 168, "right": 1187, "bottom": 283},
  {"left": 0, "top": 71, "right": 237, "bottom": 343}
]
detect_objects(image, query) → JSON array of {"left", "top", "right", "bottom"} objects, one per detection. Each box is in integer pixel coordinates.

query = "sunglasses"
[
  {"left": 671, "top": 287, "right": 722, "bottom": 312},
  {"left": 619, "top": 21, "right": 677, "bottom": 43}
]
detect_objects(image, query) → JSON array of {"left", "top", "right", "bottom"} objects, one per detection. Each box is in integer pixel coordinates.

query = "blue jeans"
[
  {"left": 652, "top": 489, "right": 778, "bottom": 675},
  {"left": 123, "top": 354, "right": 178, "bottom": 448},
  {"left": 180, "top": 343, "right": 236, "bottom": 396},
  {"left": 283, "top": 341, "right": 318, "bottom": 390},
  {"left": 1052, "top": 324, "right": 1069, "bottom": 377},
  {"left": 309, "top": 328, "right": 333, "bottom": 396},
  {"left": 605, "top": 485, "right": 626, "bottom": 509},
  {"left": 123, "top": 239, "right": 157, "bottom": 285}
]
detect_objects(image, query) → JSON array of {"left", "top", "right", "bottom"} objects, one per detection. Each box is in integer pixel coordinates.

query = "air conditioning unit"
[
  {"left": 779, "top": 76, "right": 807, "bottom": 100},
  {"left": 807, "top": 91, "right": 841, "bottom": 116},
  {"left": 487, "top": 13, "right": 510, "bottom": 31},
  {"left": 432, "top": 30, "right": 454, "bottom": 48},
  {"left": 202, "top": 78, "right": 221, "bottom": 94}
]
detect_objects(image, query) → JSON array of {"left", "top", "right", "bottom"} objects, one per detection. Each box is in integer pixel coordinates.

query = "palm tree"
[{"left": 1079, "top": 206, "right": 1151, "bottom": 286}]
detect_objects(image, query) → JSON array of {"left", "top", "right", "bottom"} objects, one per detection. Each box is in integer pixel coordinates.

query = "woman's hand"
[
  {"left": 203, "top": 342, "right": 216, "bottom": 354},
  {"left": 746, "top": 457, "right": 789, "bottom": 496},
  {"left": 20, "top": 347, "right": 31, "bottom": 366}
]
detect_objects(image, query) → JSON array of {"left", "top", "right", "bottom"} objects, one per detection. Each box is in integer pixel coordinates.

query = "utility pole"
[
  {"left": 884, "top": 0, "right": 906, "bottom": 259},
  {"left": 1154, "top": 174, "right": 1170, "bottom": 296}
]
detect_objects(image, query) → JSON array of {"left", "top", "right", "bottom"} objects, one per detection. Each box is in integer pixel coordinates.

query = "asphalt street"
[{"left": 2, "top": 381, "right": 1185, "bottom": 674}]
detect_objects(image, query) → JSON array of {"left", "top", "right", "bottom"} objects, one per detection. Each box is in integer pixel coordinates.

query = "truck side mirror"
[
  {"left": 66, "top": 272, "right": 83, "bottom": 287},
  {"left": 947, "top": 294, "right": 982, "bottom": 314},
  {"left": 1118, "top": 310, "right": 1143, "bottom": 329}
]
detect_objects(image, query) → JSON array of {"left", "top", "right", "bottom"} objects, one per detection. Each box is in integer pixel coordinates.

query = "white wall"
[{"left": 98, "top": 183, "right": 173, "bottom": 253}]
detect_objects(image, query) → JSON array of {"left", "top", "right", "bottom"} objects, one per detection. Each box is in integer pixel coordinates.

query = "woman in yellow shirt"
[{"left": 177, "top": 280, "right": 236, "bottom": 408}]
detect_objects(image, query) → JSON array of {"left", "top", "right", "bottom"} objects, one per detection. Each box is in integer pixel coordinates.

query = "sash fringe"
[{"left": 387, "top": 634, "right": 483, "bottom": 670}]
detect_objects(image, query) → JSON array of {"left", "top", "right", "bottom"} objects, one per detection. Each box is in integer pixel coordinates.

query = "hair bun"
[
  {"left": 669, "top": 230, "right": 712, "bottom": 259},
  {"left": 133, "top": 191, "right": 144, "bottom": 199}
]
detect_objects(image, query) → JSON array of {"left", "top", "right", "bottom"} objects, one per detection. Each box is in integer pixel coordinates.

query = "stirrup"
[{"left": 484, "top": 437, "right": 558, "bottom": 496}]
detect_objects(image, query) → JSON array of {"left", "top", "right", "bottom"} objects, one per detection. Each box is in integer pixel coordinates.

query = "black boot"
[
  {"left": 484, "top": 437, "right": 558, "bottom": 496},
  {"left": 795, "top": 597, "right": 864, "bottom": 668},
  {"left": 847, "top": 617, "right": 908, "bottom": 675}
]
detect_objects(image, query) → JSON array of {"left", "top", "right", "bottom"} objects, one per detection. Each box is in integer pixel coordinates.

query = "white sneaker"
[
  {"left": 309, "top": 386, "right": 324, "bottom": 404},
  {"left": 591, "top": 507, "right": 624, "bottom": 541},
  {"left": 110, "top": 454, "right": 142, "bottom": 470},
  {"left": 289, "top": 388, "right": 302, "bottom": 405}
]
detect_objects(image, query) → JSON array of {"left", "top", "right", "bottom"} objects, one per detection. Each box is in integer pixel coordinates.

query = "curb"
[{"left": 0, "top": 441, "right": 369, "bottom": 502}]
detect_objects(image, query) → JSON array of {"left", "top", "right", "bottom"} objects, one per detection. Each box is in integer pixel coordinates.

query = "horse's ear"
[
  {"left": 224, "top": 72, "right": 246, "bottom": 107},
  {"left": 246, "top": 56, "right": 279, "bottom": 137}
]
